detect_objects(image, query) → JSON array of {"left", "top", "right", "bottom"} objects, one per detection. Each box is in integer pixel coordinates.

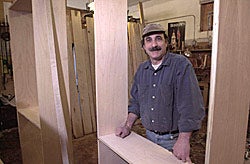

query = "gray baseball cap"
[{"left": 142, "top": 23, "right": 165, "bottom": 37}]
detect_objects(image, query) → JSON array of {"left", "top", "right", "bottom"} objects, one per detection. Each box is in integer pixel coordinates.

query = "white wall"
[
  {"left": 3, "top": 2, "right": 12, "bottom": 22},
  {"left": 128, "top": 0, "right": 211, "bottom": 45},
  {"left": 67, "top": 0, "right": 93, "bottom": 10}
]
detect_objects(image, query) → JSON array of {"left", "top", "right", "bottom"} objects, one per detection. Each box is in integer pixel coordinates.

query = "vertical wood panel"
[
  {"left": 95, "top": 0, "right": 128, "bottom": 137},
  {"left": 9, "top": 11, "right": 38, "bottom": 109},
  {"left": 98, "top": 141, "right": 127, "bottom": 164},
  {"left": 32, "top": 0, "right": 72, "bottom": 163},
  {"left": 18, "top": 114, "right": 43, "bottom": 164},
  {"left": 95, "top": 0, "right": 128, "bottom": 162},
  {"left": 205, "top": 0, "right": 250, "bottom": 163}
]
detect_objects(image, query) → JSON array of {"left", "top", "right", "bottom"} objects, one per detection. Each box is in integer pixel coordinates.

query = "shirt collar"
[{"left": 143, "top": 52, "right": 171, "bottom": 69}]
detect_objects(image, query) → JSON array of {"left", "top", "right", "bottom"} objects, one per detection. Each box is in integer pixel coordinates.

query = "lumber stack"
[
  {"left": 127, "top": 21, "right": 147, "bottom": 93},
  {"left": 67, "top": 9, "right": 96, "bottom": 138}
]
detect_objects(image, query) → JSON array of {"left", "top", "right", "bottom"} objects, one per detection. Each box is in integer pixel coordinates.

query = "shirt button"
[
  {"left": 153, "top": 84, "right": 156, "bottom": 87},
  {"left": 151, "top": 108, "right": 154, "bottom": 111},
  {"left": 151, "top": 120, "right": 155, "bottom": 123},
  {"left": 154, "top": 73, "right": 157, "bottom": 76},
  {"left": 152, "top": 96, "right": 155, "bottom": 99}
]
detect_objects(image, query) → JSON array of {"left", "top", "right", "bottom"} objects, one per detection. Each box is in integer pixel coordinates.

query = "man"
[{"left": 116, "top": 23, "right": 205, "bottom": 163}]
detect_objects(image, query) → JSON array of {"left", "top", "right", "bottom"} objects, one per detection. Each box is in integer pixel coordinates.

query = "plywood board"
[
  {"left": 18, "top": 106, "right": 40, "bottom": 128},
  {"left": 95, "top": 0, "right": 128, "bottom": 137},
  {"left": 205, "top": 0, "right": 250, "bottom": 163},
  {"left": 99, "top": 132, "right": 183, "bottom": 164},
  {"left": 18, "top": 114, "right": 43, "bottom": 164},
  {"left": 32, "top": 0, "right": 73, "bottom": 163},
  {"left": 98, "top": 140, "right": 127, "bottom": 164},
  {"left": 9, "top": 11, "right": 38, "bottom": 109}
]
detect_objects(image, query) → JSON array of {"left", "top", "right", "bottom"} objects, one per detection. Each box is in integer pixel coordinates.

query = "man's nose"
[{"left": 151, "top": 39, "right": 158, "bottom": 47}]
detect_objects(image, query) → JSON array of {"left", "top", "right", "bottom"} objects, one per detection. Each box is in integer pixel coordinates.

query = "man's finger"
[
  {"left": 186, "top": 156, "right": 192, "bottom": 163},
  {"left": 115, "top": 128, "right": 122, "bottom": 136}
]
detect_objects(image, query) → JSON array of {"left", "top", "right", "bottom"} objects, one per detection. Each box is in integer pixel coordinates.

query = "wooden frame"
[
  {"left": 9, "top": 0, "right": 73, "bottom": 163},
  {"left": 95, "top": 0, "right": 250, "bottom": 163},
  {"left": 205, "top": 0, "right": 250, "bottom": 163},
  {"left": 94, "top": 0, "right": 186, "bottom": 163}
]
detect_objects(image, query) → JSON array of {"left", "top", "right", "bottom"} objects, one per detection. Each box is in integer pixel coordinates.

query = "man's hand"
[
  {"left": 115, "top": 124, "right": 131, "bottom": 138},
  {"left": 115, "top": 113, "right": 138, "bottom": 138},
  {"left": 173, "top": 132, "right": 192, "bottom": 163}
]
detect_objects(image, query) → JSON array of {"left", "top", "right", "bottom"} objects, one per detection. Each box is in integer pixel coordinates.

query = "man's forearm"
[
  {"left": 178, "top": 132, "right": 192, "bottom": 141},
  {"left": 115, "top": 112, "right": 138, "bottom": 138},
  {"left": 173, "top": 132, "right": 192, "bottom": 162}
]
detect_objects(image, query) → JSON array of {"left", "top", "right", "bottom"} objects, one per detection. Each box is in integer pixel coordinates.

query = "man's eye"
[
  {"left": 156, "top": 36, "right": 163, "bottom": 41},
  {"left": 145, "top": 38, "right": 152, "bottom": 42}
]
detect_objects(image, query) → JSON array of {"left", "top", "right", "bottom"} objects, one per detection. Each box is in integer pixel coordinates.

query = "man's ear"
[{"left": 141, "top": 39, "right": 144, "bottom": 48}]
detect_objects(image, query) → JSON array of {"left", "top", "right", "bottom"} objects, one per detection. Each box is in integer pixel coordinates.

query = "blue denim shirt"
[{"left": 128, "top": 52, "right": 205, "bottom": 132}]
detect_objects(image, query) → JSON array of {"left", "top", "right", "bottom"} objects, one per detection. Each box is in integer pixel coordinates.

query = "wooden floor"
[{"left": 73, "top": 133, "right": 98, "bottom": 164}]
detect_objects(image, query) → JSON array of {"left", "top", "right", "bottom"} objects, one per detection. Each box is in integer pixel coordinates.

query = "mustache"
[{"left": 149, "top": 46, "right": 162, "bottom": 51}]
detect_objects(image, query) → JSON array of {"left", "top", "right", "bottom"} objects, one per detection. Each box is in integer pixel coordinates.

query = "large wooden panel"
[
  {"left": 32, "top": 0, "right": 73, "bottom": 163},
  {"left": 99, "top": 132, "right": 183, "bottom": 164},
  {"left": 205, "top": 0, "right": 250, "bottom": 163},
  {"left": 95, "top": 0, "right": 128, "bottom": 137},
  {"left": 9, "top": 10, "right": 38, "bottom": 109},
  {"left": 98, "top": 141, "right": 127, "bottom": 164},
  {"left": 18, "top": 114, "right": 43, "bottom": 164}
]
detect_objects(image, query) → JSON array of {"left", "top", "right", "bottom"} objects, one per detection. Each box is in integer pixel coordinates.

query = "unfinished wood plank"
[
  {"left": 51, "top": 0, "right": 70, "bottom": 108},
  {"left": 86, "top": 16, "right": 97, "bottom": 132},
  {"left": 67, "top": 9, "right": 84, "bottom": 138},
  {"left": 32, "top": 0, "right": 73, "bottom": 163},
  {"left": 50, "top": 0, "right": 73, "bottom": 162},
  {"left": 70, "top": 10, "right": 94, "bottom": 134},
  {"left": 17, "top": 106, "right": 40, "bottom": 128},
  {"left": 99, "top": 132, "right": 183, "bottom": 164},
  {"left": 9, "top": 11, "right": 38, "bottom": 110},
  {"left": 205, "top": 0, "right": 250, "bottom": 163},
  {"left": 98, "top": 140, "right": 127, "bottom": 164},
  {"left": 138, "top": 2, "right": 145, "bottom": 26},
  {"left": 81, "top": 27, "right": 96, "bottom": 133},
  {"left": 18, "top": 114, "right": 43, "bottom": 164}
]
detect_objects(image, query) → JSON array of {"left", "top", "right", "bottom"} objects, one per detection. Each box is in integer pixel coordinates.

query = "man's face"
[{"left": 143, "top": 33, "right": 167, "bottom": 61}]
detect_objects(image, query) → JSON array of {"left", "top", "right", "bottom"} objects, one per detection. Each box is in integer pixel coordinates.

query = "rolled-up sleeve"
[
  {"left": 128, "top": 72, "right": 141, "bottom": 118},
  {"left": 176, "top": 57, "right": 205, "bottom": 132}
]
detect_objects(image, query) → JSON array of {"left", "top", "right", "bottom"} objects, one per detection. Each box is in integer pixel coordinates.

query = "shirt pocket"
[
  {"left": 160, "top": 84, "right": 174, "bottom": 106},
  {"left": 137, "top": 84, "right": 149, "bottom": 103}
]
